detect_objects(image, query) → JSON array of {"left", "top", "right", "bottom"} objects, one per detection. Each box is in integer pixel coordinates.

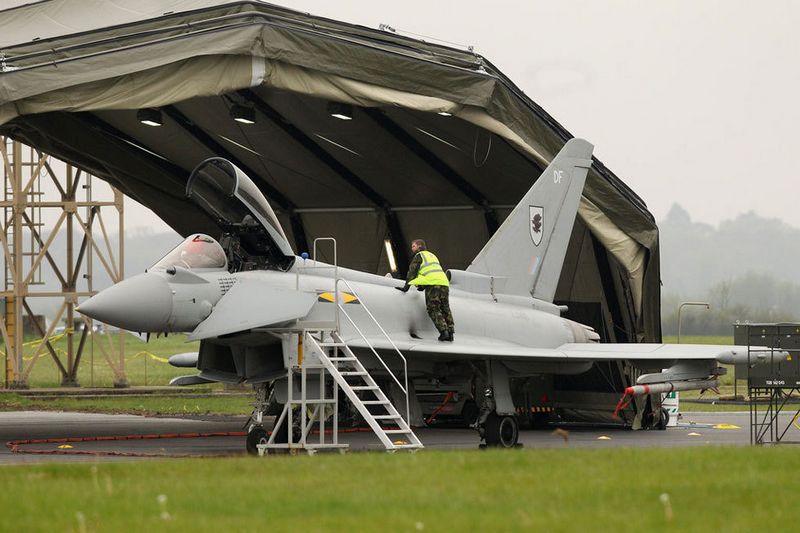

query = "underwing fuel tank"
[{"left": 78, "top": 234, "right": 229, "bottom": 332}]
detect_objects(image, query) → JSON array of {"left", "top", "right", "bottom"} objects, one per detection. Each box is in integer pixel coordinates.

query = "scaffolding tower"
[
  {"left": 734, "top": 323, "right": 800, "bottom": 445},
  {"left": 0, "top": 137, "right": 127, "bottom": 388}
]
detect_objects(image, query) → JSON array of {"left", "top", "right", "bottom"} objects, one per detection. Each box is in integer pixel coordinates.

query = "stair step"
[
  {"left": 318, "top": 342, "right": 347, "bottom": 347},
  {"left": 362, "top": 400, "right": 390, "bottom": 405},
  {"left": 340, "top": 371, "right": 367, "bottom": 376},
  {"left": 328, "top": 357, "right": 356, "bottom": 361},
  {"left": 350, "top": 386, "right": 378, "bottom": 391},
  {"left": 383, "top": 429, "right": 412, "bottom": 434},
  {"left": 390, "top": 443, "right": 423, "bottom": 448},
  {"left": 373, "top": 414, "right": 401, "bottom": 420}
]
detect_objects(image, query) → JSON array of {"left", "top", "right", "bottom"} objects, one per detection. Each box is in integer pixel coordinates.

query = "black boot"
[
  {"left": 447, "top": 330, "right": 454, "bottom": 342},
  {"left": 438, "top": 330, "right": 450, "bottom": 341}
]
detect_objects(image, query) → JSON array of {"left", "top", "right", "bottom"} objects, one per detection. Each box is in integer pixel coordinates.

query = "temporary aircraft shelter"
[{"left": 0, "top": 0, "right": 661, "bottom": 357}]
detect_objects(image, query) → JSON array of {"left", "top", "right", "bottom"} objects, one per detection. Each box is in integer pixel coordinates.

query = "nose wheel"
[{"left": 246, "top": 426, "right": 268, "bottom": 455}]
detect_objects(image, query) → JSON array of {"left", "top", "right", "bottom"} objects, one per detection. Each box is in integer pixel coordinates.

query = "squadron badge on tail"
[{"left": 529, "top": 206, "right": 543, "bottom": 246}]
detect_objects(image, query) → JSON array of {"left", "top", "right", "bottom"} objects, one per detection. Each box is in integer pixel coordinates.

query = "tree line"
[{"left": 660, "top": 204, "right": 800, "bottom": 335}]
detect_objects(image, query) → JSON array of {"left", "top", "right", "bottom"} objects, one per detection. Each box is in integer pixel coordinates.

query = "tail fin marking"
[{"left": 466, "top": 138, "right": 594, "bottom": 301}]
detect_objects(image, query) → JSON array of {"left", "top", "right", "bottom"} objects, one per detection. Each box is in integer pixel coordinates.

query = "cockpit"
[
  {"left": 152, "top": 234, "right": 227, "bottom": 271},
  {"left": 184, "top": 157, "right": 296, "bottom": 273}
]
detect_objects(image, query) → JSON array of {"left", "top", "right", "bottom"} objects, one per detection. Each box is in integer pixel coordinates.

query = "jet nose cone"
[{"left": 78, "top": 273, "right": 173, "bottom": 332}]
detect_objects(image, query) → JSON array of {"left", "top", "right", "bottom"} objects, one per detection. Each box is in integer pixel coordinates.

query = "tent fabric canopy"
[{"left": 0, "top": 0, "right": 661, "bottom": 342}]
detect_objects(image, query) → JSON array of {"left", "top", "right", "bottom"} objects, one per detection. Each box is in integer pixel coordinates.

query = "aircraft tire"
[
  {"left": 461, "top": 400, "right": 479, "bottom": 426},
  {"left": 246, "top": 426, "right": 268, "bottom": 456},
  {"left": 484, "top": 413, "right": 519, "bottom": 448},
  {"left": 656, "top": 408, "right": 669, "bottom": 430}
]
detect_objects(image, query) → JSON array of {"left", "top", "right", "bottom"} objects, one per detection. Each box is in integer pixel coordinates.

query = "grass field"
[
  {"left": 1, "top": 448, "right": 798, "bottom": 531},
  {"left": 0, "top": 392, "right": 252, "bottom": 416},
  {"left": 661, "top": 335, "right": 733, "bottom": 345},
  {"left": 4, "top": 333, "right": 198, "bottom": 388}
]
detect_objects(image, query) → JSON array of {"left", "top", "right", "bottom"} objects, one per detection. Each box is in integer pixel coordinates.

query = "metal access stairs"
[
  {"left": 305, "top": 331, "right": 423, "bottom": 451},
  {"left": 256, "top": 237, "right": 422, "bottom": 455}
]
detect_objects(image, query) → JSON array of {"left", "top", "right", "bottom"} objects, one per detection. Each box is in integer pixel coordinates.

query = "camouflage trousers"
[{"left": 424, "top": 285, "right": 454, "bottom": 333}]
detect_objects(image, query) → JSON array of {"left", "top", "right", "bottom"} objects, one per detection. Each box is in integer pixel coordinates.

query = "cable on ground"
[{"left": 5, "top": 427, "right": 384, "bottom": 458}]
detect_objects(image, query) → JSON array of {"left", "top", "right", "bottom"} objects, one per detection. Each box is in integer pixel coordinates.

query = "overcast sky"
[
  {"left": 37, "top": 1, "right": 800, "bottom": 232},
  {"left": 258, "top": 0, "right": 799, "bottom": 229}
]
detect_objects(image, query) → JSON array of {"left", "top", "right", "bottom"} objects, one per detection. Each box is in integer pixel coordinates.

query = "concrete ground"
[{"left": 3, "top": 409, "right": 798, "bottom": 464}]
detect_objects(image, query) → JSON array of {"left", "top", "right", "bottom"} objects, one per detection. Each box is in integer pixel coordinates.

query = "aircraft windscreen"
[{"left": 152, "top": 234, "right": 227, "bottom": 270}]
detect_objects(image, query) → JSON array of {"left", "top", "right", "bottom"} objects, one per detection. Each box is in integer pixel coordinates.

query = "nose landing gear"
[{"left": 246, "top": 426, "right": 268, "bottom": 455}]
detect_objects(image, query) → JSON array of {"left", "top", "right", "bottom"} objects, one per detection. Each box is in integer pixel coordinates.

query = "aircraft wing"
[
  {"left": 346, "top": 335, "right": 568, "bottom": 361},
  {"left": 346, "top": 337, "right": 776, "bottom": 365},
  {"left": 188, "top": 281, "right": 316, "bottom": 341},
  {"left": 556, "top": 343, "right": 777, "bottom": 364}
]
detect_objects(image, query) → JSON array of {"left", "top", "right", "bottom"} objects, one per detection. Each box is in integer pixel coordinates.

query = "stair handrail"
[
  {"left": 312, "top": 237, "right": 339, "bottom": 329},
  {"left": 335, "top": 277, "right": 410, "bottom": 425}
]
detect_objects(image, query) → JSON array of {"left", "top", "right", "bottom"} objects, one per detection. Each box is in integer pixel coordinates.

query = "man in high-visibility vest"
[{"left": 396, "top": 239, "right": 454, "bottom": 341}]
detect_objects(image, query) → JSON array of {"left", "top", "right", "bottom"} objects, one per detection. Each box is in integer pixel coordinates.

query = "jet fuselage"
[{"left": 80, "top": 258, "right": 598, "bottom": 377}]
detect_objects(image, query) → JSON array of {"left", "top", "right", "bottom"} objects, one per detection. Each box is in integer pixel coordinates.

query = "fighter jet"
[{"left": 78, "top": 138, "right": 780, "bottom": 451}]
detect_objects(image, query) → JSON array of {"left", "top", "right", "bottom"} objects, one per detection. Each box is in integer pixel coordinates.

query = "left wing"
[
  {"left": 346, "top": 336, "right": 783, "bottom": 394},
  {"left": 557, "top": 342, "right": 778, "bottom": 365},
  {"left": 347, "top": 334, "right": 571, "bottom": 361},
  {"left": 346, "top": 336, "right": 776, "bottom": 365}
]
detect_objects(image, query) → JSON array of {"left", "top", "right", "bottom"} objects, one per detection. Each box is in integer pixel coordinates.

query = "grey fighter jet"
[{"left": 78, "top": 139, "right": 779, "bottom": 450}]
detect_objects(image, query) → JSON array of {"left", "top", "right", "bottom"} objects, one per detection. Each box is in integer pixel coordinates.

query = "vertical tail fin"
[{"left": 467, "top": 138, "right": 593, "bottom": 300}]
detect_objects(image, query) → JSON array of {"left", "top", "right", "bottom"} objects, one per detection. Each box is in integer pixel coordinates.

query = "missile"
[
  {"left": 624, "top": 379, "right": 720, "bottom": 398},
  {"left": 613, "top": 379, "right": 719, "bottom": 417}
]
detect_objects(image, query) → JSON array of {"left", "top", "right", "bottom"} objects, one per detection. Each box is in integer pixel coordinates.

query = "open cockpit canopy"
[{"left": 187, "top": 157, "right": 294, "bottom": 257}]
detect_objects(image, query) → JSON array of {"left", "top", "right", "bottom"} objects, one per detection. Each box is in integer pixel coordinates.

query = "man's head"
[{"left": 411, "top": 239, "right": 426, "bottom": 253}]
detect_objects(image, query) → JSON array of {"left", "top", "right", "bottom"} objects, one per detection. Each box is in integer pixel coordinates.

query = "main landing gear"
[
  {"left": 473, "top": 387, "right": 520, "bottom": 448},
  {"left": 483, "top": 413, "right": 519, "bottom": 448},
  {"left": 642, "top": 407, "right": 670, "bottom": 431}
]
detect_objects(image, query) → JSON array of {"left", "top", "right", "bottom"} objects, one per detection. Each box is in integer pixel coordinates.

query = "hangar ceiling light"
[
  {"left": 217, "top": 134, "right": 261, "bottom": 157},
  {"left": 230, "top": 103, "right": 256, "bottom": 124},
  {"left": 313, "top": 133, "right": 361, "bottom": 157},
  {"left": 415, "top": 127, "right": 462, "bottom": 152},
  {"left": 327, "top": 102, "right": 353, "bottom": 121},
  {"left": 136, "top": 108, "right": 163, "bottom": 127},
  {"left": 384, "top": 239, "right": 398, "bottom": 272}
]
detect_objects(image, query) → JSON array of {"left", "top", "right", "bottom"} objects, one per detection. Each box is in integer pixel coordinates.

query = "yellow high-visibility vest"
[{"left": 409, "top": 251, "right": 449, "bottom": 287}]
